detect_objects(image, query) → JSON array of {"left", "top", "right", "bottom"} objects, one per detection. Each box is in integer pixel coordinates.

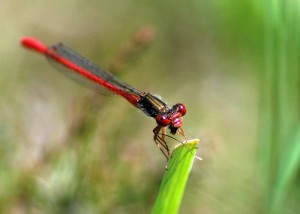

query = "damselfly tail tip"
[{"left": 20, "top": 36, "right": 47, "bottom": 54}]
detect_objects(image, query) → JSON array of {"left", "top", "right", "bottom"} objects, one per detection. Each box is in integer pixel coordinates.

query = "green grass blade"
[
  {"left": 271, "top": 123, "right": 300, "bottom": 213},
  {"left": 151, "top": 139, "right": 200, "bottom": 214},
  {"left": 262, "top": 1, "right": 300, "bottom": 213}
]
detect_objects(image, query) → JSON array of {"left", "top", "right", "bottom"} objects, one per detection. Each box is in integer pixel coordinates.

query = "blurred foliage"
[{"left": 0, "top": 0, "right": 299, "bottom": 213}]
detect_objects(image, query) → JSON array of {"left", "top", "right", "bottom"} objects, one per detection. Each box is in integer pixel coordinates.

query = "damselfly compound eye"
[
  {"left": 156, "top": 114, "right": 171, "bottom": 127},
  {"left": 175, "top": 103, "right": 186, "bottom": 116}
]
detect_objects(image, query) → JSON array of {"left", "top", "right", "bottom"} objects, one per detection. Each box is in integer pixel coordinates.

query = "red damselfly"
[{"left": 21, "top": 37, "right": 188, "bottom": 159}]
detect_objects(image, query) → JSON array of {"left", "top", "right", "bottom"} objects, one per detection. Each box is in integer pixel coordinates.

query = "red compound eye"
[
  {"left": 176, "top": 103, "right": 186, "bottom": 116},
  {"left": 156, "top": 114, "right": 171, "bottom": 127}
]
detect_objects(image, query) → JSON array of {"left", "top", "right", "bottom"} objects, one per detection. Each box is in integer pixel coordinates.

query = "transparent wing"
[{"left": 47, "top": 43, "right": 142, "bottom": 97}]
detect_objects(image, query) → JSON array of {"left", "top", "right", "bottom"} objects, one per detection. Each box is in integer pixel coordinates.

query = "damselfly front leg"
[{"left": 153, "top": 126, "right": 172, "bottom": 160}]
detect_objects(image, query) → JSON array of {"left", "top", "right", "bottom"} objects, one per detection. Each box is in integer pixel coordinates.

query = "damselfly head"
[{"left": 155, "top": 103, "right": 187, "bottom": 135}]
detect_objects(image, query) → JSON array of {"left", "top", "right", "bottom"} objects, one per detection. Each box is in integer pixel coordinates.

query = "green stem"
[{"left": 151, "top": 139, "right": 200, "bottom": 214}]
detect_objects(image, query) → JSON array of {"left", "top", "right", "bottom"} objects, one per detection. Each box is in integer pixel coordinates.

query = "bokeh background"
[{"left": 1, "top": 0, "right": 300, "bottom": 213}]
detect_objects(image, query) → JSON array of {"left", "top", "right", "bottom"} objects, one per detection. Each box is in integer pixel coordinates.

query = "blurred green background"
[{"left": 1, "top": 0, "right": 300, "bottom": 213}]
